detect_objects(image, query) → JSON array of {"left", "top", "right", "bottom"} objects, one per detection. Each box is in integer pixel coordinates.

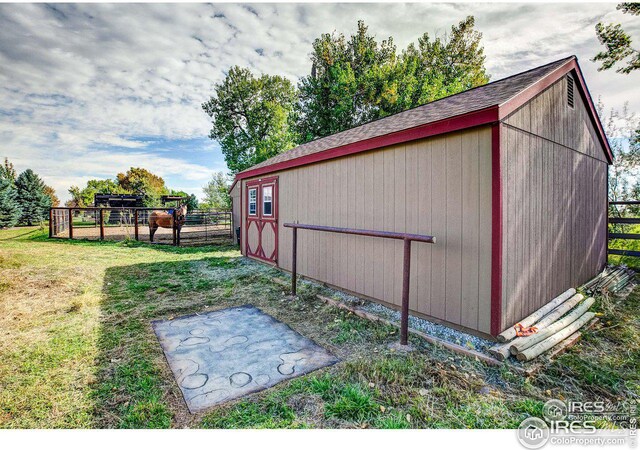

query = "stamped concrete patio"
[{"left": 152, "top": 305, "right": 339, "bottom": 413}]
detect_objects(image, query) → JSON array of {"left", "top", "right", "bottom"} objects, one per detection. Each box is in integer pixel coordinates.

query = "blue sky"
[{"left": 1, "top": 2, "right": 639, "bottom": 202}]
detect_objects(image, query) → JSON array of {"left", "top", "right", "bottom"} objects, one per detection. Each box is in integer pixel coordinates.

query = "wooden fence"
[{"left": 608, "top": 200, "right": 640, "bottom": 257}]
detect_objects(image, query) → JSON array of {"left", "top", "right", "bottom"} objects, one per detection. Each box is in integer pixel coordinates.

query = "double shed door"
[{"left": 245, "top": 176, "right": 278, "bottom": 264}]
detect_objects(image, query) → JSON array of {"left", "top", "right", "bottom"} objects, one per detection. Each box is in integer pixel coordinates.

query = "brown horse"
[{"left": 148, "top": 204, "right": 187, "bottom": 242}]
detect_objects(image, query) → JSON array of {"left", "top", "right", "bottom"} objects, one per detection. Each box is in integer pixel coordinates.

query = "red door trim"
[
  {"left": 490, "top": 123, "right": 503, "bottom": 336},
  {"left": 244, "top": 176, "right": 279, "bottom": 264}
]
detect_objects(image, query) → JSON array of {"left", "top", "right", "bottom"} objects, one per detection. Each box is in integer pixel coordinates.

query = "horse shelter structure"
[{"left": 229, "top": 56, "right": 611, "bottom": 339}]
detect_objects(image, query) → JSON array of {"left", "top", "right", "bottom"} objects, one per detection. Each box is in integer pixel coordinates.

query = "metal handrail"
[{"left": 284, "top": 222, "right": 436, "bottom": 345}]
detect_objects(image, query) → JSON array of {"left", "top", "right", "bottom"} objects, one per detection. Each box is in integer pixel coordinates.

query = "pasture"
[{"left": 0, "top": 226, "right": 638, "bottom": 429}]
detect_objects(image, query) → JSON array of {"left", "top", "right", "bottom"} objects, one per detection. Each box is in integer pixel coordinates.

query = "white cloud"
[{"left": 1, "top": 3, "right": 638, "bottom": 202}]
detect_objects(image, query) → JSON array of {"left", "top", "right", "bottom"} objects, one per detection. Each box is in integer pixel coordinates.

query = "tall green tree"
[
  {"left": 202, "top": 66, "right": 298, "bottom": 174},
  {"left": 594, "top": 3, "right": 640, "bottom": 74},
  {"left": 381, "top": 16, "right": 489, "bottom": 116},
  {"left": 0, "top": 173, "right": 21, "bottom": 228},
  {"left": 296, "top": 20, "right": 397, "bottom": 142},
  {"left": 202, "top": 172, "right": 231, "bottom": 211},
  {"left": 15, "top": 169, "right": 51, "bottom": 225},
  {"left": 296, "top": 17, "right": 489, "bottom": 142}
]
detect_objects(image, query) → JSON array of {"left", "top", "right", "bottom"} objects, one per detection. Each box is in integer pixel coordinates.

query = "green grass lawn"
[{"left": 0, "top": 226, "right": 638, "bottom": 429}]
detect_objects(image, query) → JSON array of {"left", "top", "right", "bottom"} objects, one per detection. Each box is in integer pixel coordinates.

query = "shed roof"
[{"left": 232, "top": 55, "right": 611, "bottom": 188}]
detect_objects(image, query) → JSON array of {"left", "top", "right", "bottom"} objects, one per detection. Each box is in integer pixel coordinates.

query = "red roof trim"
[
  {"left": 231, "top": 106, "right": 499, "bottom": 188},
  {"left": 499, "top": 58, "right": 613, "bottom": 164},
  {"left": 230, "top": 57, "right": 612, "bottom": 190}
]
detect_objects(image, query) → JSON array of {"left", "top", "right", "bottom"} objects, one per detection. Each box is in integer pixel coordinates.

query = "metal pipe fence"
[{"left": 49, "top": 207, "right": 232, "bottom": 246}]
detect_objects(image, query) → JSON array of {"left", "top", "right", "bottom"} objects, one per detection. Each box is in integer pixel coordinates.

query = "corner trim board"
[{"left": 490, "top": 122, "right": 503, "bottom": 336}]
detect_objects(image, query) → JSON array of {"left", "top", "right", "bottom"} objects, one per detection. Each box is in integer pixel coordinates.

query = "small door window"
[
  {"left": 263, "top": 185, "right": 273, "bottom": 216},
  {"left": 248, "top": 188, "right": 257, "bottom": 216}
]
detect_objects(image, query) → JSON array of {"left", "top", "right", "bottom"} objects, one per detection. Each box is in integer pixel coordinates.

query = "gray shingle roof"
[{"left": 239, "top": 56, "right": 574, "bottom": 174}]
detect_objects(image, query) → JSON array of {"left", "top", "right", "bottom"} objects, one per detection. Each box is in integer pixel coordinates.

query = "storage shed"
[{"left": 229, "top": 56, "right": 612, "bottom": 338}]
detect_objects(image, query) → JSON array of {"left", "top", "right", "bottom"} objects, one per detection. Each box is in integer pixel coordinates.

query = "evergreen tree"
[
  {"left": 0, "top": 176, "right": 22, "bottom": 228},
  {"left": 15, "top": 169, "right": 51, "bottom": 225}
]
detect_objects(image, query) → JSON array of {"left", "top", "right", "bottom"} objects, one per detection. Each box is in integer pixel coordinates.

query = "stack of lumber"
[
  {"left": 488, "top": 288, "right": 596, "bottom": 362},
  {"left": 581, "top": 265, "right": 636, "bottom": 295}
]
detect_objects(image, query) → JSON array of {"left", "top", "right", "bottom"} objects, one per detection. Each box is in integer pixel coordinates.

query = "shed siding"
[
  {"left": 500, "top": 76, "right": 608, "bottom": 330},
  {"left": 504, "top": 74, "right": 608, "bottom": 163},
  {"left": 242, "top": 127, "right": 493, "bottom": 335},
  {"left": 230, "top": 183, "right": 240, "bottom": 236}
]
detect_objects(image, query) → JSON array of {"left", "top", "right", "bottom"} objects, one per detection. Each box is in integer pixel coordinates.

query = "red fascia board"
[
  {"left": 499, "top": 58, "right": 613, "bottom": 164},
  {"left": 490, "top": 123, "right": 503, "bottom": 336},
  {"left": 572, "top": 62, "right": 614, "bottom": 164},
  {"left": 231, "top": 106, "right": 500, "bottom": 187}
]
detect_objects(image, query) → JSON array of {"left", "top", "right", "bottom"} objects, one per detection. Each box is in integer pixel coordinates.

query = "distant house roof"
[{"left": 231, "top": 55, "right": 611, "bottom": 189}]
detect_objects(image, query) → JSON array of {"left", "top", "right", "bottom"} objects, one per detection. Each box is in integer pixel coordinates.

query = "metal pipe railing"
[{"left": 283, "top": 222, "right": 436, "bottom": 346}]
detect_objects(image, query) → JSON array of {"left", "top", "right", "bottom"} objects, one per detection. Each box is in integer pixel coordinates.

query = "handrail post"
[
  {"left": 99, "top": 209, "right": 105, "bottom": 240},
  {"left": 48, "top": 208, "right": 53, "bottom": 238},
  {"left": 282, "top": 223, "right": 434, "bottom": 347},
  {"left": 134, "top": 209, "right": 139, "bottom": 241},
  {"left": 291, "top": 227, "right": 297, "bottom": 296},
  {"left": 400, "top": 238, "right": 411, "bottom": 346},
  {"left": 68, "top": 208, "right": 73, "bottom": 239},
  {"left": 172, "top": 209, "right": 178, "bottom": 246}
]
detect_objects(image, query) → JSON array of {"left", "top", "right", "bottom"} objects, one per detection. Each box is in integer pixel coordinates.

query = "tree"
[
  {"left": 594, "top": 3, "right": 640, "bottom": 74},
  {"left": 296, "top": 20, "right": 397, "bottom": 142},
  {"left": 67, "top": 178, "right": 124, "bottom": 208},
  {"left": 0, "top": 173, "right": 21, "bottom": 228},
  {"left": 15, "top": 169, "right": 51, "bottom": 225},
  {"left": 43, "top": 185, "right": 59, "bottom": 207},
  {"left": 202, "top": 66, "right": 298, "bottom": 174},
  {"left": 169, "top": 190, "right": 199, "bottom": 211},
  {"left": 599, "top": 100, "right": 640, "bottom": 203},
  {"left": 382, "top": 16, "right": 489, "bottom": 116},
  {"left": 185, "top": 194, "right": 198, "bottom": 211},
  {"left": 202, "top": 172, "right": 231, "bottom": 211},
  {"left": 0, "top": 158, "right": 17, "bottom": 183},
  {"left": 296, "top": 17, "right": 489, "bottom": 142},
  {"left": 116, "top": 167, "right": 169, "bottom": 206}
]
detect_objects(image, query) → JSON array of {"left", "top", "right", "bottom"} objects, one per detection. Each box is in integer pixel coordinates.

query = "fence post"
[
  {"left": 99, "top": 209, "right": 105, "bottom": 240},
  {"left": 68, "top": 208, "right": 74, "bottom": 239},
  {"left": 291, "top": 226, "right": 297, "bottom": 296},
  {"left": 134, "top": 209, "right": 139, "bottom": 241},
  {"left": 48, "top": 209, "right": 53, "bottom": 238},
  {"left": 172, "top": 209, "right": 177, "bottom": 246},
  {"left": 400, "top": 238, "right": 411, "bottom": 346}
]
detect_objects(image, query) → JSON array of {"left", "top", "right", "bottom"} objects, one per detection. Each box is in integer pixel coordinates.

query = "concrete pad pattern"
[{"left": 153, "top": 305, "right": 339, "bottom": 412}]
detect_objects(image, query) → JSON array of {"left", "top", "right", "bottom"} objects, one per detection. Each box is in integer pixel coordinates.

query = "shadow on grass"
[
  {"left": 13, "top": 226, "right": 237, "bottom": 255},
  {"left": 93, "top": 254, "right": 247, "bottom": 428}
]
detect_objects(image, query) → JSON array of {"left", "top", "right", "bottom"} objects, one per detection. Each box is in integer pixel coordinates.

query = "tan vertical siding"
[
  {"left": 500, "top": 75, "right": 608, "bottom": 328},
  {"left": 504, "top": 75, "right": 608, "bottom": 163},
  {"left": 244, "top": 126, "right": 493, "bottom": 335},
  {"left": 230, "top": 183, "right": 240, "bottom": 235}
]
